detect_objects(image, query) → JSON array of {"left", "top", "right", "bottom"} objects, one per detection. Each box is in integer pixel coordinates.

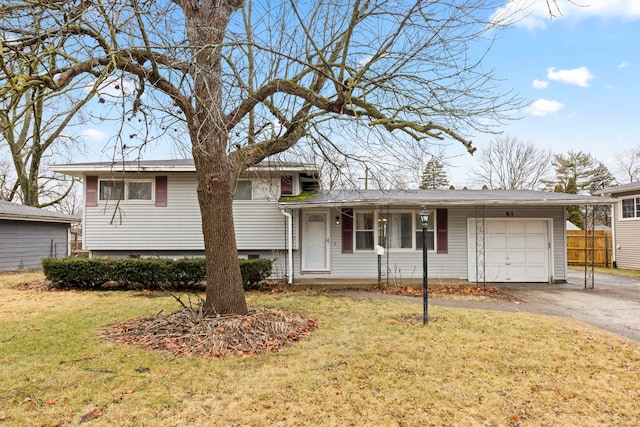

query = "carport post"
[{"left": 420, "top": 209, "right": 430, "bottom": 324}]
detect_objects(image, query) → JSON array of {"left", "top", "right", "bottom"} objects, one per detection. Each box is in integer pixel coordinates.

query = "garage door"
[{"left": 468, "top": 219, "right": 550, "bottom": 282}]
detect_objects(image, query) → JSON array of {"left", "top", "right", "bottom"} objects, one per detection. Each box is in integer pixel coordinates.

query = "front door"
[{"left": 302, "top": 211, "right": 330, "bottom": 271}]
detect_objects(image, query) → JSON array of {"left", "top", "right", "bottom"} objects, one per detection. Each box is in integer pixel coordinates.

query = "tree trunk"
[{"left": 195, "top": 151, "right": 248, "bottom": 316}]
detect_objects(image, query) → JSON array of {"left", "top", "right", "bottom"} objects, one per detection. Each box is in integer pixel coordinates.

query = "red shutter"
[
  {"left": 436, "top": 208, "right": 448, "bottom": 254},
  {"left": 86, "top": 176, "right": 98, "bottom": 207},
  {"left": 281, "top": 175, "right": 293, "bottom": 195},
  {"left": 155, "top": 176, "right": 167, "bottom": 207},
  {"left": 341, "top": 208, "right": 353, "bottom": 253}
]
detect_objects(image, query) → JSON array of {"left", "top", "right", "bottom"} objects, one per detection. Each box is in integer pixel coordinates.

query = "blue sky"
[
  {"left": 74, "top": 0, "right": 640, "bottom": 187},
  {"left": 445, "top": 0, "right": 640, "bottom": 187}
]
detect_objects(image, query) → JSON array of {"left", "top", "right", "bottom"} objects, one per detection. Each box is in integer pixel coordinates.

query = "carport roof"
[
  {"left": 0, "top": 200, "right": 79, "bottom": 223},
  {"left": 278, "top": 189, "right": 615, "bottom": 209}
]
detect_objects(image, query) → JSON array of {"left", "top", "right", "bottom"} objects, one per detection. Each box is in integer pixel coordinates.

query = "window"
[
  {"left": 415, "top": 211, "right": 435, "bottom": 251},
  {"left": 621, "top": 197, "right": 640, "bottom": 219},
  {"left": 99, "top": 180, "right": 152, "bottom": 201},
  {"left": 355, "top": 212, "right": 375, "bottom": 250},
  {"left": 379, "top": 212, "right": 413, "bottom": 249},
  {"left": 99, "top": 181, "right": 123, "bottom": 201},
  {"left": 127, "top": 181, "right": 153, "bottom": 200},
  {"left": 234, "top": 180, "right": 252, "bottom": 200},
  {"left": 349, "top": 210, "right": 436, "bottom": 251}
]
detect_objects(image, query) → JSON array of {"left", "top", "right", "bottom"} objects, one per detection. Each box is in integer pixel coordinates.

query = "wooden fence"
[{"left": 566, "top": 230, "right": 612, "bottom": 267}]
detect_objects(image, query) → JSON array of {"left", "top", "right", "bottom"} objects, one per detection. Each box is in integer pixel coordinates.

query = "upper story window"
[
  {"left": 99, "top": 180, "right": 152, "bottom": 201},
  {"left": 621, "top": 197, "right": 640, "bottom": 219},
  {"left": 234, "top": 180, "right": 252, "bottom": 200}
]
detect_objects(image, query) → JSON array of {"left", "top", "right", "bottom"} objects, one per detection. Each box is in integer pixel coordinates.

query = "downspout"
[
  {"left": 280, "top": 208, "right": 293, "bottom": 284},
  {"left": 610, "top": 203, "right": 616, "bottom": 268}
]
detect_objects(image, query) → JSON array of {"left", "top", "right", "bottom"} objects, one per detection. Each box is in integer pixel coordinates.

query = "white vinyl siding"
[
  {"left": 294, "top": 205, "right": 566, "bottom": 283},
  {"left": 84, "top": 173, "right": 295, "bottom": 252},
  {"left": 613, "top": 202, "right": 640, "bottom": 270}
]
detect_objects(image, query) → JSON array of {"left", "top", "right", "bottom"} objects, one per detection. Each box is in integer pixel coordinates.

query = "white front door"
[{"left": 302, "top": 211, "right": 330, "bottom": 271}]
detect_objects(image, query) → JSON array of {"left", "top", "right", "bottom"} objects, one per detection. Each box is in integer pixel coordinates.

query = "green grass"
[{"left": 1, "top": 272, "right": 639, "bottom": 426}]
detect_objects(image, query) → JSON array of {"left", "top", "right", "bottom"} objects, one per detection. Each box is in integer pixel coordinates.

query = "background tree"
[
  {"left": 614, "top": 144, "right": 640, "bottom": 183},
  {"left": 587, "top": 162, "right": 615, "bottom": 226},
  {"left": 1, "top": 0, "right": 526, "bottom": 315},
  {"left": 545, "top": 150, "right": 599, "bottom": 192},
  {"left": 558, "top": 178, "right": 585, "bottom": 229},
  {"left": 419, "top": 157, "right": 449, "bottom": 189},
  {"left": 471, "top": 134, "right": 552, "bottom": 189}
]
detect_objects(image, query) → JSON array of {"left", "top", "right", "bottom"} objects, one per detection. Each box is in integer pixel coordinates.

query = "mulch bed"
[{"left": 101, "top": 307, "right": 317, "bottom": 358}]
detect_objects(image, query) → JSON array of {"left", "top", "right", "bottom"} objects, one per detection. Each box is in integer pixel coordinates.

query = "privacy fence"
[{"left": 566, "top": 230, "right": 612, "bottom": 268}]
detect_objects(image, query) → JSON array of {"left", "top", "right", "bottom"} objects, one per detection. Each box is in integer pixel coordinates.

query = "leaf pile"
[
  {"left": 379, "top": 285, "right": 520, "bottom": 302},
  {"left": 10, "top": 280, "right": 52, "bottom": 291},
  {"left": 101, "top": 307, "right": 317, "bottom": 358}
]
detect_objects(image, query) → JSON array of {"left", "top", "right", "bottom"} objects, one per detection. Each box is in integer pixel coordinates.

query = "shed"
[{"left": 0, "top": 200, "right": 79, "bottom": 272}]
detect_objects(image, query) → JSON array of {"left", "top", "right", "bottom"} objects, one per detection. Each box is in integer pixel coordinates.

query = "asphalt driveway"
[
  {"left": 496, "top": 269, "right": 640, "bottom": 343},
  {"left": 343, "top": 269, "right": 640, "bottom": 343}
]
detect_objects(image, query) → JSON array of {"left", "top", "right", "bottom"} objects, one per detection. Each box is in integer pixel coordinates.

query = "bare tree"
[
  {"left": 614, "top": 145, "right": 640, "bottom": 184},
  {"left": 471, "top": 135, "right": 552, "bottom": 189},
  {"left": 1, "top": 0, "right": 528, "bottom": 315}
]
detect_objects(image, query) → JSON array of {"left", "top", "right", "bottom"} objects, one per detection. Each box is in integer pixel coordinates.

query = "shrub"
[{"left": 42, "top": 257, "right": 272, "bottom": 292}]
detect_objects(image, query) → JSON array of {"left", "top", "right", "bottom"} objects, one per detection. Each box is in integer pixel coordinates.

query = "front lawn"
[{"left": 0, "top": 272, "right": 639, "bottom": 426}]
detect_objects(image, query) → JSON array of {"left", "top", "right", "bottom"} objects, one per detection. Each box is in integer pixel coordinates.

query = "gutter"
[{"left": 279, "top": 209, "right": 293, "bottom": 285}]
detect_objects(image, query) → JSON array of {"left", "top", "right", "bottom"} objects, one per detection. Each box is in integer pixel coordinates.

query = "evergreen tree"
[
  {"left": 546, "top": 150, "right": 598, "bottom": 192},
  {"left": 563, "top": 177, "right": 585, "bottom": 229},
  {"left": 419, "top": 158, "right": 449, "bottom": 189}
]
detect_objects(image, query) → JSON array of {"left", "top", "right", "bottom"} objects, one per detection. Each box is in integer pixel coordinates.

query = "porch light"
[
  {"left": 420, "top": 209, "right": 430, "bottom": 227},
  {"left": 420, "top": 208, "right": 430, "bottom": 324},
  {"left": 335, "top": 215, "right": 340, "bottom": 225}
]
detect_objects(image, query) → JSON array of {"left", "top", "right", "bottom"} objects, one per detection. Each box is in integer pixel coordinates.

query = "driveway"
[
  {"left": 342, "top": 269, "right": 640, "bottom": 343},
  {"left": 496, "top": 269, "right": 640, "bottom": 343}
]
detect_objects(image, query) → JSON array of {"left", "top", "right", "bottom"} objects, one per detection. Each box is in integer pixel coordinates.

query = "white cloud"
[
  {"left": 527, "top": 98, "right": 564, "bottom": 116},
  {"left": 547, "top": 66, "right": 594, "bottom": 87},
  {"left": 491, "top": 0, "right": 640, "bottom": 30},
  {"left": 618, "top": 60, "right": 631, "bottom": 69},
  {"left": 78, "top": 128, "right": 107, "bottom": 141},
  {"left": 532, "top": 79, "right": 549, "bottom": 89},
  {"left": 84, "top": 77, "right": 136, "bottom": 98}
]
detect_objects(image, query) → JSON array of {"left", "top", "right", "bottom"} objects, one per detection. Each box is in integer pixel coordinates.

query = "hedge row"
[{"left": 41, "top": 257, "right": 273, "bottom": 291}]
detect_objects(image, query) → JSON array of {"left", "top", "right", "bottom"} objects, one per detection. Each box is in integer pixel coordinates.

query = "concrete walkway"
[{"left": 341, "top": 269, "right": 640, "bottom": 343}]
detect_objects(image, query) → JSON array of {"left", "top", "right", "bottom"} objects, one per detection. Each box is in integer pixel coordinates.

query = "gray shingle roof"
[
  {"left": 279, "top": 189, "right": 614, "bottom": 208},
  {"left": 51, "top": 158, "right": 317, "bottom": 177},
  {"left": 0, "top": 200, "right": 79, "bottom": 223},
  {"left": 599, "top": 181, "right": 640, "bottom": 195}
]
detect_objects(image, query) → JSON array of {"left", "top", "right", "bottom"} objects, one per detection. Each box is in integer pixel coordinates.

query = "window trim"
[
  {"left": 351, "top": 209, "right": 436, "bottom": 252},
  {"left": 98, "top": 179, "right": 154, "bottom": 202},
  {"left": 620, "top": 196, "right": 640, "bottom": 220}
]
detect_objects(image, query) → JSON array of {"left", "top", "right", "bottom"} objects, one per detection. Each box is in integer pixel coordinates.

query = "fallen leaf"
[{"left": 80, "top": 408, "right": 103, "bottom": 423}]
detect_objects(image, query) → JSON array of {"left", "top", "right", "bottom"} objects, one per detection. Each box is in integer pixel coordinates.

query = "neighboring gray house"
[
  {"left": 52, "top": 159, "right": 614, "bottom": 284},
  {"left": 0, "top": 200, "right": 79, "bottom": 272},
  {"left": 599, "top": 182, "right": 640, "bottom": 270}
]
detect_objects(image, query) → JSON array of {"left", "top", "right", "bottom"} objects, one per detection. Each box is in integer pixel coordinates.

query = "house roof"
[
  {"left": 51, "top": 159, "right": 318, "bottom": 177},
  {"left": 598, "top": 181, "right": 640, "bottom": 196},
  {"left": 278, "top": 189, "right": 615, "bottom": 208},
  {"left": 0, "top": 200, "right": 79, "bottom": 223}
]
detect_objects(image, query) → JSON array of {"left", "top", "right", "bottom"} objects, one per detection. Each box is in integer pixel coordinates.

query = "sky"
[
  {"left": 71, "top": 0, "right": 640, "bottom": 188},
  {"left": 444, "top": 0, "right": 640, "bottom": 187}
]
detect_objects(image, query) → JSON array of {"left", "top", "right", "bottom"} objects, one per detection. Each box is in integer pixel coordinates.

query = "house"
[
  {"left": 52, "top": 159, "right": 614, "bottom": 284},
  {"left": 0, "top": 200, "right": 79, "bottom": 272},
  {"left": 599, "top": 182, "right": 640, "bottom": 270}
]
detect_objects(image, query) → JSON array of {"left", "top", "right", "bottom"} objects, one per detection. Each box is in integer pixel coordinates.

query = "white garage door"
[{"left": 468, "top": 219, "right": 550, "bottom": 282}]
